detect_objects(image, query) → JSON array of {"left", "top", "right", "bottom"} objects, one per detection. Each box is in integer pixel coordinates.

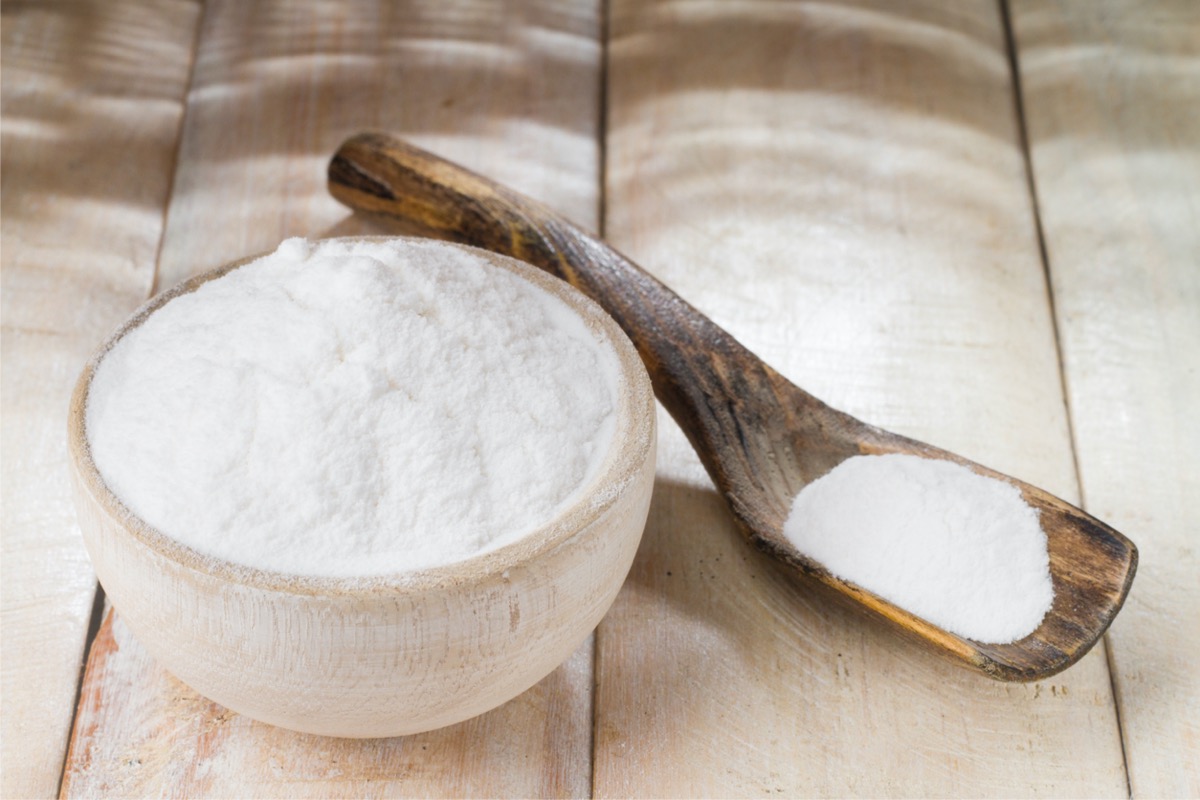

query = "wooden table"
[{"left": 3, "top": 1, "right": 1197, "bottom": 796}]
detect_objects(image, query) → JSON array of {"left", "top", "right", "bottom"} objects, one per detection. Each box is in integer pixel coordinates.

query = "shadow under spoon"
[{"left": 327, "top": 131, "right": 1136, "bottom": 681}]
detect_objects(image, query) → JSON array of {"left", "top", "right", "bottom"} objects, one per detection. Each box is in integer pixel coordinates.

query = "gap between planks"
[
  {"left": 148, "top": 0, "right": 210, "bottom": 298},
  {"left": 590, "top": 0, "right": 612, "bottom": 796},
  {"left": 998, "top": 1, "right": 1133, "bottom": 794}
]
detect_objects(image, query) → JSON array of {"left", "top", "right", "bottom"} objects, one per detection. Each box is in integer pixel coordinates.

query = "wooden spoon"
[{"left": 328, "top": 131, "right": 1137, "bottom": 681}]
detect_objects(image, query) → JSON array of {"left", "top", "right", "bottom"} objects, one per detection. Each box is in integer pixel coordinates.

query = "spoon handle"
[{"left": 329, "top": 132, "right": 828, "bottom": 516}]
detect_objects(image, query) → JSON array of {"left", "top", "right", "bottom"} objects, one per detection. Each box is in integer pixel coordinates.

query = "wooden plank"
[
  {"left": 63, "top": 610, "right": 593, "bottom": 798},
  {"left": 1010, "top": 1, "right": 1200, "bottom": 796},
  {"left": 59, "top": 0, "right": 603, "bottom": 796},
  {"left": 0, "top": 3, "right": 201, "bottom": 797},
  {"left": 595, "top": 0, "right": 1129, "bottom": 795},
  {"left": 155, "top": 0, "right": 603, "bottom": 290}
]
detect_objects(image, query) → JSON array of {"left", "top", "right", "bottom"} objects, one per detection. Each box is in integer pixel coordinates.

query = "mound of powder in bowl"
[{"left": 85, "top": 238, "right": 621, "bottom": 578}]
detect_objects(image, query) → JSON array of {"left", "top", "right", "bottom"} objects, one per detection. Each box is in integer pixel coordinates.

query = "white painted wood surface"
[
  {"left": 63, "top": 610, "right": 597, "bottom": 798},
  {"left": 155, "top": 0, "right": 603, "bottom": 291},
  {"left": 0, "top": 3, "right": 201, "bottom": 796},
  {"left": 1012, "top": 1, "right": 1200, "bottom": 796},
  {"left": 3, "top": 0, "right": 1196, "bottom": 796},
  {"left": 595, "top": 0, "right": 1126, "bottom": 795},
  {"left": 54, "top": 0, "right": 607, "bottom": 796}
]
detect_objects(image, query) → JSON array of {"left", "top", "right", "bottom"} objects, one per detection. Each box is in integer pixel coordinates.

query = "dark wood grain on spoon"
[{"left": 328, "top": 131, "right": 1137, "bottom": 681}]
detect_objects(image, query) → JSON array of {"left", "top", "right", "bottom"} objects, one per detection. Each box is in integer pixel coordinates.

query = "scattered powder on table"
[
  {"left": 782, "top": 453, "right": 1054, "bottom": 643},
  {"left": 86, "top": 238, "right": 620, "bottom": 578}
]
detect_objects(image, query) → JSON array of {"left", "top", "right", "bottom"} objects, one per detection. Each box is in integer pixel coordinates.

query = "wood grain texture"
[
  {"left": 1011, "top": 1, "right": 1200, "bottom": 795},
  {"left": 0, "top": 2, "right": 201, "bottom": 796},
  {"left": 329, "top": 132, "right": 1135, "bottom": 682},
  {"left": 595, "top": 0, "right": 1128, "bottom": 794},
  {"left": 63, "top": 609, "right": 595, "bottom": 799},
  {"left": 58, "top": 0, "right": 604, "bottom": 796},
  {"left": 155, "top": 0, "right": 603, "bottom": 291}
]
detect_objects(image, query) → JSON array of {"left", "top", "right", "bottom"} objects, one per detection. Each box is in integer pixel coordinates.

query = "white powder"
[
  {"left": 86, "top": 238, "right": 620, "bottom": 578},
  {"left": 783, "top": 454, "right": 1053, "bottom": 643}
]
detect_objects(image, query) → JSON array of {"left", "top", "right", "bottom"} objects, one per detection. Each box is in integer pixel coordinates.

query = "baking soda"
[
  {"left": 86, "top": 238, "right": 620, "bottom": 578},
  {"left": 783, "top": 454, "right": 1053, "bottom": 643}
]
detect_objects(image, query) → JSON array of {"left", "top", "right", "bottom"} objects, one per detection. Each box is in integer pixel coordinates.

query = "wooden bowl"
[{"left": 67, "top": 238, "right": 657, "bottom": 738}]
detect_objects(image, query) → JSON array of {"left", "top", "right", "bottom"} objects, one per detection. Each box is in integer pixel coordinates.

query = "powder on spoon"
[
  {"left": 86, "top": 237, "right": 621, "bottom": 578},
  {"left": 782, "top": 453, "right": 1054, "bottom": 643}
]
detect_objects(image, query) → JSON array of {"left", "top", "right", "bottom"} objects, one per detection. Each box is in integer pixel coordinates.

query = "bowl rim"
[{"left": 68, "top": 235, "right": 655, "bottom": 597}]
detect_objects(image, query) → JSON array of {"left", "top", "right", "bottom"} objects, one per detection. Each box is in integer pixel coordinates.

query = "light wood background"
[{"left": 2, "top": 0, "right": 1196, "bottom": 797}]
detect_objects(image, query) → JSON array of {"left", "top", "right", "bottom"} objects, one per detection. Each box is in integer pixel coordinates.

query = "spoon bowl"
[{"left": 328, "top": 132, "right": 1137, "bottom": 681}]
